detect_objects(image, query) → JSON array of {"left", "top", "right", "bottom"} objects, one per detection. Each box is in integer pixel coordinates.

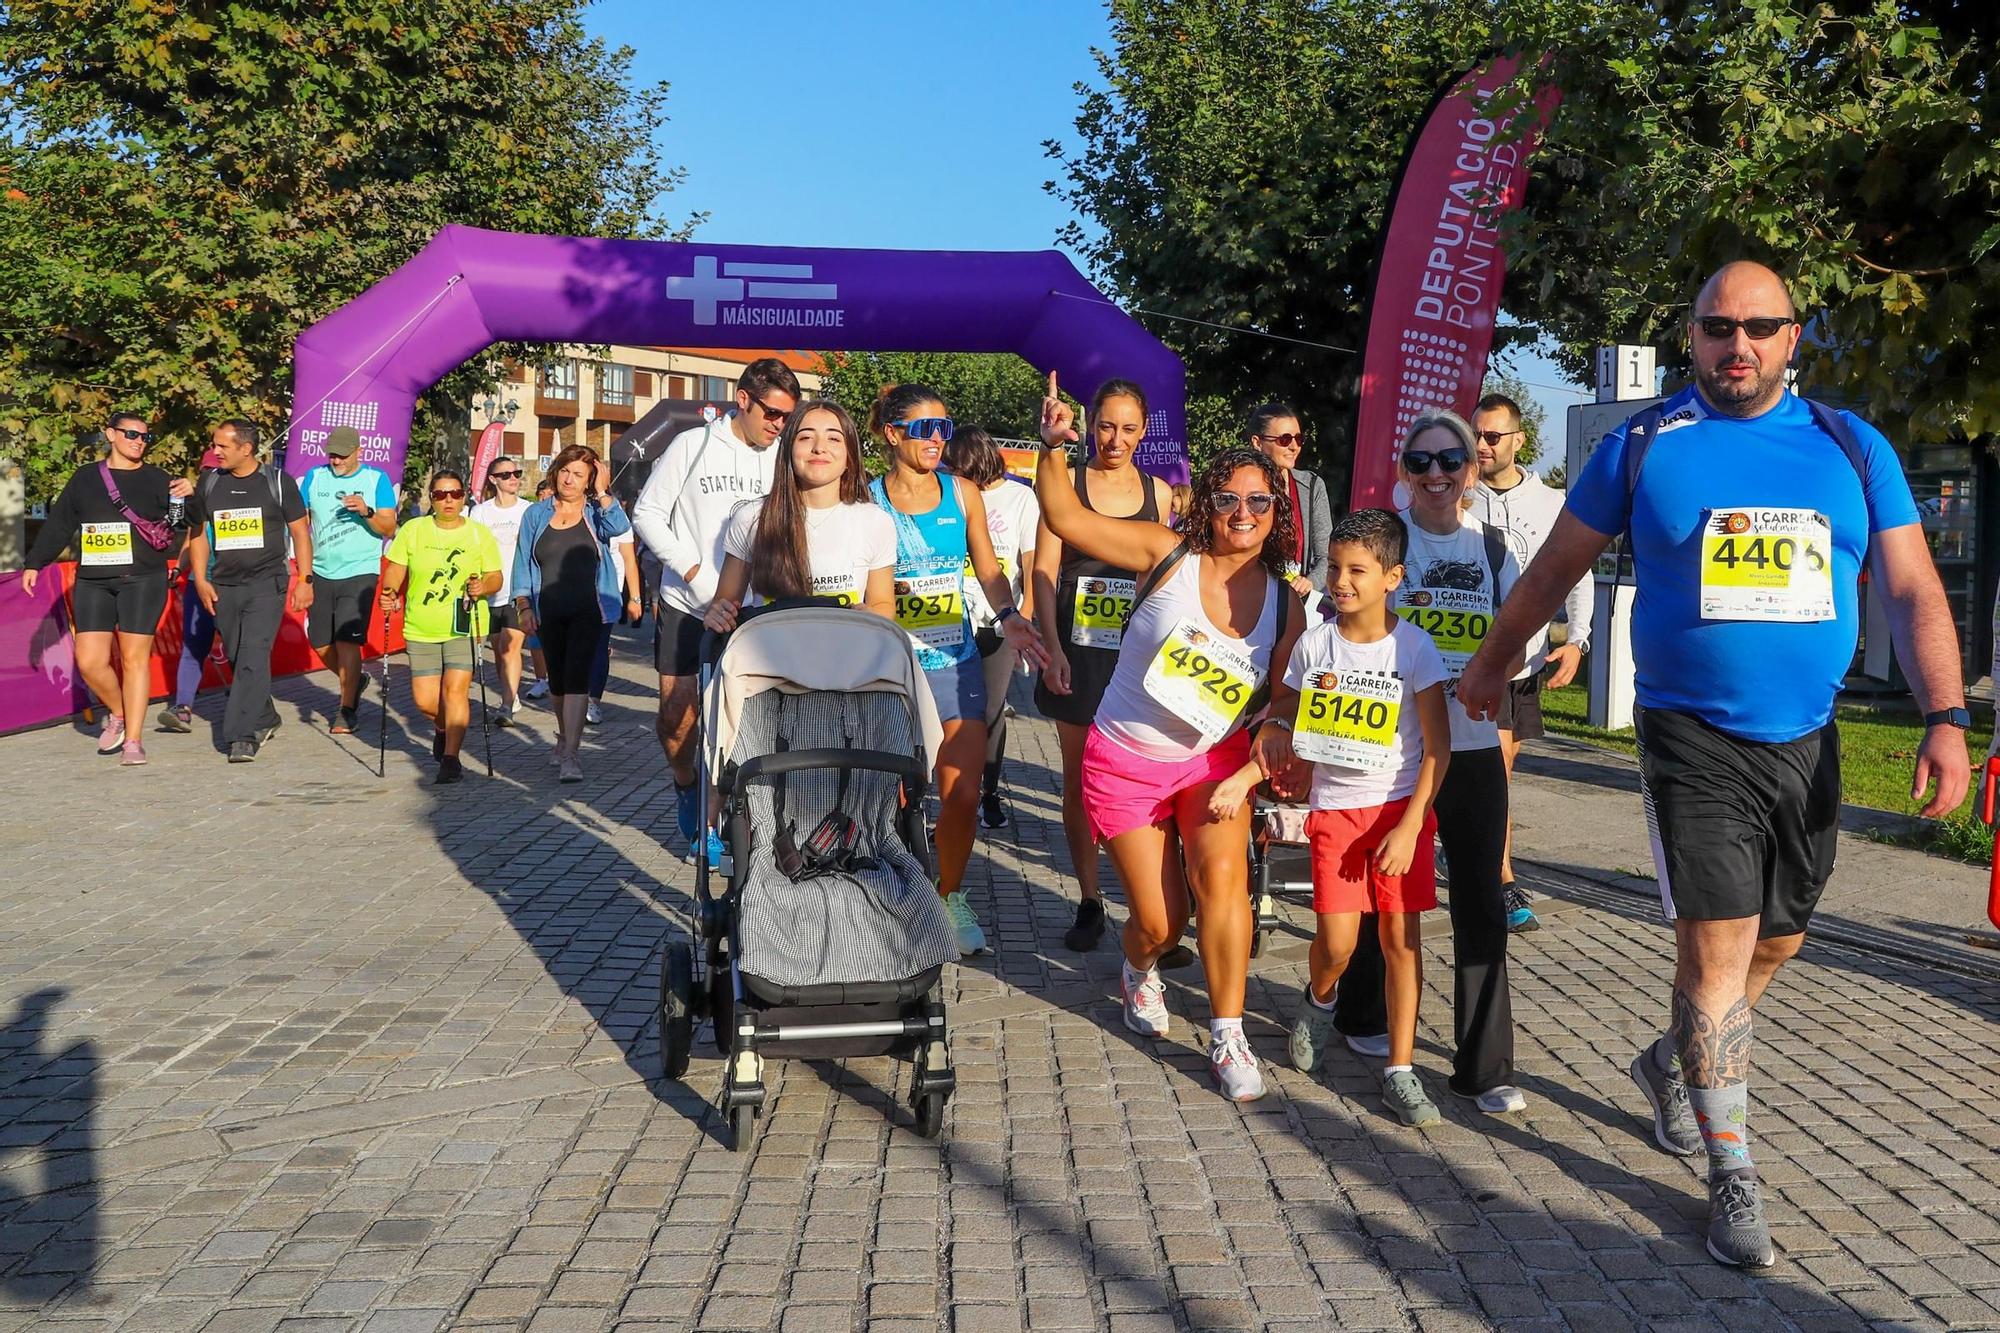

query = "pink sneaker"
[
  {"left": 120, "top": 739, "right": 147, "bottom": 766},
  {"left": 97, "top": 714, "right": 126, "bottom": 755}
]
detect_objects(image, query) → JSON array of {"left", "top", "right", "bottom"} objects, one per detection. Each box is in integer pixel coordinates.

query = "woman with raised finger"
[
  {"left": 1036, "top": 375, "right": 1306, "bottom": 1103},
  {"left": 1030, "top": 379, "right": 1174, "bottom": 951},
  {"left": 870, "top": 383, "right": 1050, "bottom": 957}
]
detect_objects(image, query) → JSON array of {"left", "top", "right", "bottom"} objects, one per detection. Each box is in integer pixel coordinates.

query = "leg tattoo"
[{"left": 1673, "top": 986, "right": 1755, "bottom": 1175}]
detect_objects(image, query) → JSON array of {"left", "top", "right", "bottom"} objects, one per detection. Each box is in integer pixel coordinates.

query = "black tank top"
[{"left": 1057, "top": 463, "right": 1159, "bottom": 582}]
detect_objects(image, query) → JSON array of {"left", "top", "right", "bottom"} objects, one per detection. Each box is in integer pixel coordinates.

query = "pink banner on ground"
[{"left": 1349, "top": 55, "right": 1556, "bottom": 511}]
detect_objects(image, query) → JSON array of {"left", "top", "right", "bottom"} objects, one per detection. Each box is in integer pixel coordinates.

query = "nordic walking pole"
[
  {"left": 468, "top": 592, "right": 494, "bottom": 778},
  {"left": 377, "top": 603, "right": 392, "bottom": 779}
]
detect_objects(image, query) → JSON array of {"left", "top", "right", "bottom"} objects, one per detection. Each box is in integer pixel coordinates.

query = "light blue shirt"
[{"left": 304, "top": 463, "right": 397, "bottom": 580}]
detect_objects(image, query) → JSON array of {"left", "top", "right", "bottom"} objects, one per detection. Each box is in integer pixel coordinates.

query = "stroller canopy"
[{"left": 702, "top": 607, "right": 945, "bottom": 781}]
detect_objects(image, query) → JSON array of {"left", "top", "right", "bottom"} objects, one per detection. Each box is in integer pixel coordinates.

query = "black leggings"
[
  {"left": 537, "top": 608, "right": 601, "bottom": 697},
  {"left": 1333, "top": 745, "right": 1513, "bottom": 1095}
]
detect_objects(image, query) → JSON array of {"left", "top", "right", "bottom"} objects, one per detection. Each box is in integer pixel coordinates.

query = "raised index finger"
[{"left": 1046, "top": 370, "right": 1059, "bottom": 400}]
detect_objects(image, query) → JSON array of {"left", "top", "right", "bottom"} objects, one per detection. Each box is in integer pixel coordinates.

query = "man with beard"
[{"left": 1460, "top": 261, "right": 1968, "bottom": 1268}]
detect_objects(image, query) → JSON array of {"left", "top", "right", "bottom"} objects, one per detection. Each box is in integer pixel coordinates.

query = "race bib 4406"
[
  {"left": 1699, "top": 507, "right": 1834, "bottom": 622},
  {"left": 1141, "top": 617, "right": 1261, "bottom": 742},
  {"left": 1294, "top": 670, "right": 1401, "bottom": 771}
]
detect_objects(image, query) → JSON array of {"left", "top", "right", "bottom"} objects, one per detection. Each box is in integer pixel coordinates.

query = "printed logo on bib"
[
  {"left": 894, "top": 572, "right": 964, "bottom": 650},
  {"left": 1699, "top": 507, "right": 1834, "bottom": 622},
  {"left": 213, "top": 507, "right": 266, "bottom": 552},
  {"left": 79, "top": 522, "right": 134, "bottom": 567},
  {"left": 1071, "top": 576, "right": 1137, "bottom": 649},
  {"left": 1141, "top": 618, "right": 1262, "bottom": 742},
  {"left": 1396, "top": 587, "right": 1490, "bottom": 669},
  {"left": 811, "top": 571, "right": 863, "bottom": 607},
  {"left": 1294, "top": 670, "right": 1401, "bottom": 771},
  {"left": 960, "top": 555, "right": 1013, "bottom": 611}
]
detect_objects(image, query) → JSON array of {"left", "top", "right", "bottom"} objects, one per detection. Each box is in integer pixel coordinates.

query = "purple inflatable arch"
[{"left": 286, "top": 224, "right": 1189, "bottom": 484}]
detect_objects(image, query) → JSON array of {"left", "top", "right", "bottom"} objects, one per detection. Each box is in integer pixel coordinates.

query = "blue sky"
[{"left": 586, "top": 0, "right": 1587, "bottom": 464}]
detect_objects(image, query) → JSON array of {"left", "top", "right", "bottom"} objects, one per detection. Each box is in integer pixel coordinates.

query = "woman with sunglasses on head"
[
  {"left": 23, "top": 410, "right": 194, "bottom": 765},
  {"left": 379, "top": 470, "right": 503, "bottom": 785},
  {"left": 509, "top": 444, "right": 634, "bottom": 783},
  {"left": 870, "top": 384, "right": 1050, "bottom": 956},
  {"left": 1363, "top": 409, "right": 1527, "bottom": 1116},
  {"left": 471, "top": 456, "right": 532, "bottom": 724},
  {"left": 1036, "top": 373, "right": 1307, "bottom": 1103},
  {"left": 1031, "top": 378, "right": 1174, "bottom": 952},
  {"left": 1246, "top": 403, "right": 1334, "bottom": 601}
]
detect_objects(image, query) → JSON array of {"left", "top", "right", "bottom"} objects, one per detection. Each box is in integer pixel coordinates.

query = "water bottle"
[{"left": 168, "top": 493, "right": 187, "bottom": 529}]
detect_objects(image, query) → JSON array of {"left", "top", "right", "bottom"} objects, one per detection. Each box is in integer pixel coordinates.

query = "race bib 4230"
[
  {"left": 1699, "top": 507, "right": 1834, "bottom": 622},
  {"left": 1071, "top": 576, "right": 1137, "bottom": 649},
  {"left": 1294, "top": 670, "right": 1401, "bottom": 771},
  {"left": 894, "top": 571, "right": 964, "bottom": 650},
  {"left": 1395, "top": 591, "right": 1489, "bottom": 670},
  {"left": 1141, "top": 617, "right": 1261, "bottom": 742}
]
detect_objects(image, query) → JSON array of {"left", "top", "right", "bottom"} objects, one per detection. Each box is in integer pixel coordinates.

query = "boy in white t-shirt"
[{"left": 1209, "top": 508, "right": 1451, "bottom": 1126}]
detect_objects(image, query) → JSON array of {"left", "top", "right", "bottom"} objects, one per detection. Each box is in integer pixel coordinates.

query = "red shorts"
[
  {"left": 1305, "top": 800, "right": 1438, "bottom": 915},
  {"left": 1081, "top": 726, "right": 1253, "bottom": 843}
]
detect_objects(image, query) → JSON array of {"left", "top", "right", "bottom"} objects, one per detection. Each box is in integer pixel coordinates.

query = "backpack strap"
[
  {"left": 1123, "top": 539, "right": 1191, "bottom": 628},
  {"left": 1803, "top": 398, "right": 1871, "bottom": 494},
  {"left": 1617, "top": 404, "right": 1667, "bottom": 537},
  {"left": 1480, "top": 523, "right": 1509, "bottom": 595},
  {"left": 262, "top": 463, "right": 286, "bottom": 511},
  {"left": 1242, "top": 574, "right": 1296, "bottom": 721}
]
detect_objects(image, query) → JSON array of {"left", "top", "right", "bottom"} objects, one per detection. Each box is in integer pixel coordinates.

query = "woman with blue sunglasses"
[{"left": 870, "top": 383, "right": 1049, "bottom": 956}]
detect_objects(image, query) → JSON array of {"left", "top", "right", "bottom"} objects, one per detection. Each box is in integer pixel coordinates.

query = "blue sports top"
[
  {"left": 871, "top": 469, "right": 977, "bottom": 671},
  {"left": 1566, "top": 386, "right": 1920, "bottom": 743}
]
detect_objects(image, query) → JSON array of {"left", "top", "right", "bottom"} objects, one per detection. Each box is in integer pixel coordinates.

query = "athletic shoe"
[
  {"left": 1288, "top": 1004, "right": 1339, "bottom": 1073},
  {"left": 97, "top": 714, "right": 125, "bottom": 755},
  {"left": 1503, "top": 883, "right": 1540, "bottom": 933},
  {"left": 558, "top": 756, "right": 583, "bottom": 784},
  {"left": 1157, "top": 944, "right": 1197, "bottom": 970},
  {"left": 254, "top": 716, "right": 281, "bottom": 747},
  {"left": 119, "top": 740, "right": 148, "bottom": 767},
  {"left": 700, "top": 829, "right": 723, "bottom": 871},
  {"left": 675, "top": 783, "right": 700, "bottom": 844},
  {"left": 1706, "top": 1169, "right": 1775, "bottom": 1268},
  {"left": 523, "top": 679, "right": 550, "bottom": 701},
  {"left": 1382, "top": 1069, "right": 1441, "bottom": 1127},
  {"left": 1121, "top": 966, "right": 1169, "bottom": 1038},
  {"left": 1629, "top": 1049, "right": 1702, "bottom": 1156},
  {"left": 944, "top": 892, "right": 987, "bottom": 956},
  {"left": 1345, "top": 1032, "right": 1392, "bottom": 1060},
  {"left": 1455, "top": 1084, "right": 1528, "bottom": 1115},
  {"left": 585, "top": 700, "right": 602, "bottom": 726},
  {"left": 157, "top": 705, "right": 192, "bottom": 733},
  {"left": 1209, "top": 1029, "right": 1266, "bottom": 1102},
  {"left": 1064, "top": 898, "right": 1106, "bottom": 952},
  {"left": 979, "top": 789, "right": 1009, "bottom": 829},
  {"left": 331, "top": 705, "right": 358, "bottom": 735},
  {"left": 227, "top": 740, "right": 256, "bottom": 763},
  {"left": 434, "top": 754, "right": 464, "bottom": 785},
  {"left": 493, "top": 705, "right": 515, "bottom": 729}
]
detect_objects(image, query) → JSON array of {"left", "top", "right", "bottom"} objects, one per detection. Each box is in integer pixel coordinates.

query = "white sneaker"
[
  {"left": 1209, "top": 1028, "right": 1266, "bottom": 1102},
  {"left": 943, "top": 892, "right": 987, "bottom": 956},
  {"left": 523, "top": 680, "right": 550, "bottom": 701},
  {"left": 1345, "top": 1032, "right": 1392, "bottom": 1059},
  {"left": 1121, "top": 966, "right": 1169, "bottom": 1038},
  {"left": 1455, "top": 1084, "right": 1528, "bottom": 1115},
  {"left": 585, "top": 700, "right": 602, "bottom": 726}
]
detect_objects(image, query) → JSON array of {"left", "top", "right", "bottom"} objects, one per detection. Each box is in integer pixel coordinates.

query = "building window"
[
  {"left": 541, "top": 360, "right": 578, "bottom": 401},
  {"left": 599, "top": 362, "right": 634, "bottom": 407},
  {"left": 699, "top": 374, "right": 731, "bottom": 402},
  {"left": 667, "top": 375, "right": 689, "bottom": 399}
]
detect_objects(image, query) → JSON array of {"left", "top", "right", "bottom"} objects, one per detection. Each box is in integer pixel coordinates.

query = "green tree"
[
  {"left": 0, "top": 1, "right": 695, "bottom": 500},
  {"left": 815, "top": 352, "right": 1058, "bottom": 466}
]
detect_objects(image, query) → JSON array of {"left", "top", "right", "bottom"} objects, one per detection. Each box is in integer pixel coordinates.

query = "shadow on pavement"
[{"left": 0, "top": 989, "right": 99, "bottom": 1303}]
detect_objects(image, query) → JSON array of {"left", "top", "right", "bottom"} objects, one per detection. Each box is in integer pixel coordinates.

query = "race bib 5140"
[
  {"left": 1699, "top": 506, "right": 1834, "bottom": 622},
  {"left": 894, "top": 571, "right": 964, "bottom": 650},
  {"left": 1141, "top": 617, "right": 1261, "bottom": 742},
  {"left": 1071, "top": 576, "right": 1137, "bottom": 649},
  {"left": 79, "top": 522, "right": 134, "bottom": 567},
  {"left": 1294, "top": 669, "right": 1401, "bottom": 771},
  {"left": 213, "top": 507, "right": 265, "bottom": 552}
]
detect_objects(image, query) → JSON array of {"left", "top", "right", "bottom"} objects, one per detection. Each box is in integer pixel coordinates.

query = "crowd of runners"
[{"left": 17, "top": 262, "right": 1975, "bottom": 1270}]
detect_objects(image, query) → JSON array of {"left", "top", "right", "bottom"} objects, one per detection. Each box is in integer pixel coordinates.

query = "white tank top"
[{"left": 1096, "top": 552, "right": 1281, "bottom": 762}]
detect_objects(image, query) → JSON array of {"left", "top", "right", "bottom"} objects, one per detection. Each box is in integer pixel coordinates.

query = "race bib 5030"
[
  {"left": 1699, "top": 506, "right": 1834, "bottom": 622},
  {"left": 1294, "top": 670, "right": 1401, "bottom": 771},
  {"left": 1071, "top": 576, "right": 1137, "bottom": 649}
]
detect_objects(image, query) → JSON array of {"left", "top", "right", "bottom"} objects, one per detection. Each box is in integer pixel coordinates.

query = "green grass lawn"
[{"left": 1541, "top": 683, "right": 1996, "bottom": 862}]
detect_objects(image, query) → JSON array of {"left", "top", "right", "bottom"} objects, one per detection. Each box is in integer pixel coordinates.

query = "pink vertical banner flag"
[
  {"left": 469, "top": 419, "right": 507, "bottom": 499},
  {"left": 1349, "top": 54, "right": 1557, "bottom": 511}
]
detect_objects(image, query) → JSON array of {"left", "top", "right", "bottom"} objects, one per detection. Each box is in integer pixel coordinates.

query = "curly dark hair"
[{"left": 1181, "top": 447, "right": 1296, "bottom": 580}]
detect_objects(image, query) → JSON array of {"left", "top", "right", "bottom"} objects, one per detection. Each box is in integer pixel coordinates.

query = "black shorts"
[
  {"left": 71, "top": 572, "right": 170, "bottom": 636},
  {"left": 1496, "top": 671, "right": 1545, "bottom": 741},
  {"left": 653, "top": 600, "right": 705, "bottom": 677},
  {"left": 488, "top": 602, "right": 522, "bottom": 634},
  {"left": 307, "top": 573, "right": 378, "bottom": 648},
  {"left": 1635, "top": 705, "right": 1840, "bottom": 939}
]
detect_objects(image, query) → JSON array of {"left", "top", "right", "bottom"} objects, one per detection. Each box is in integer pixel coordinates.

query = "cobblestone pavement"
[{"left": 2, "top": 641, "right": 1999, "bottom": 1332}]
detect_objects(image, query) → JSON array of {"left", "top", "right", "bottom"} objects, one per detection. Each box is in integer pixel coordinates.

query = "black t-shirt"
[
  {"left": 27, "top": 462, "right": 176, "bottom": 581},
  {"left": 189, "top": 466, "right": 309, "bottom": 585}
]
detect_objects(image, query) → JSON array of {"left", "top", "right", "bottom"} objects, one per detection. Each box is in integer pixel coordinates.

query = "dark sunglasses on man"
[
  {"left": 1474, "top": 429, "right": 1522, "bottom": 448},
  {"left": 1695, "top": 316, "right": 1795, "bottom": 340},
  {"left": 746, "top": 395, "right": 792, "bottom": 425},
  {"left": 1402, "top": 447, "right": 1470, "bottom": 474}
]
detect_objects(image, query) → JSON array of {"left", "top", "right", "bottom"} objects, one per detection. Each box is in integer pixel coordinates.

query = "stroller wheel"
[
  {"left": 727, "top": 1101, "right": 756, "bottom": 1152},
  {"left": 913, "top": 1091, "right": 947, "bottom": 1140},
  {"left": 1249, "top": 928, "right": 1264, "bottom": 960},
  {"left": 659, "top": 942, "right": 694, "bottom": 1081}
]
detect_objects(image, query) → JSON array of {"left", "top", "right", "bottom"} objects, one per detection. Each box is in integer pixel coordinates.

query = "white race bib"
[
  {"left": 1293, "top": 669, "right": 1401, "bottom": 771},
  {"left": 894, "top": 571, "right": 964, "bottom": 650},
  {"left": 1141, "top": 617, "right": 1262, "bottom": 742},
  {"left": 1699, "top": 506, "right": 1834, "bottom": 622},
  {"left": 1071, "top": 576, "right": 1137, "bottom": 649},
  {"left": 79, "top": 522, "right": 134, "bottom": 567},
  {"left": 213, "top": 507, "right": 265, "bottom": 552}
]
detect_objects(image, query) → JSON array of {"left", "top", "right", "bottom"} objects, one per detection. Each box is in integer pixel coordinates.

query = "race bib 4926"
[
  {"left": 1141, "top": 617, "right": 1261, "bottom": 742},
  {"left": 1699, "top": 507, "right": 1834, "bottom": 622}
]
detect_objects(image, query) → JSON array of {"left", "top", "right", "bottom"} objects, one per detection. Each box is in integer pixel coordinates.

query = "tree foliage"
[
  {"left": 0, "top": 1, "right": 695, "bottom": 500},
  {"left": 815, "top": 352, "right": 1058, "bottom": 464}
]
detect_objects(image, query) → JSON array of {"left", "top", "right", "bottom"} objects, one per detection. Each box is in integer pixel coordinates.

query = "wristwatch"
[
  {"left": 1925, "top": 707, "right": 1973, "bottom": 730},
  {"left": 362, "top": 504, "right": 375, "bottom": 519}
]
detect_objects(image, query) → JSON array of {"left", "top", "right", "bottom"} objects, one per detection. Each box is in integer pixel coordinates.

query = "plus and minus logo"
[{"left": 665, "top": 256, "right": 839, "bottom": 325}]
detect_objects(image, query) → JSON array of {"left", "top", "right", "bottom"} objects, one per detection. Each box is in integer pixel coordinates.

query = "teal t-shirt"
[{"left": 305, "top": 463, "right": 397, "bottom": 580}]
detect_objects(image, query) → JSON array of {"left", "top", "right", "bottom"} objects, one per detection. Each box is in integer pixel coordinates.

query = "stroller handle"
[{"left": 699, "top": 595, "right": 849, "bottom": 670}]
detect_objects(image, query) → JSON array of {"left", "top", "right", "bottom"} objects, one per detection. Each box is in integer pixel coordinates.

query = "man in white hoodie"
[
  {"left": 632, "top": 358, "right": 801, "bottom": 859},
  {"left": 1467, "top": 392, "right": 1594, "bottom": 931}
]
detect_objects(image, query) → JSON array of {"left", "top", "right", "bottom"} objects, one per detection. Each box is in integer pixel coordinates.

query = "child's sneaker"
[
  {"left": 1288, "top": 1003, "right": 1339, "bottom": 1073},
  {"left": 1121, "top": 965, "right": 1169, "bottom": 1037},
  {"left": 1382, "top": 1069, "right": 1440, "bottom": 1126},
  {"left": 1209, "top": 1028, "right": 1265, "bottom": 1102}
]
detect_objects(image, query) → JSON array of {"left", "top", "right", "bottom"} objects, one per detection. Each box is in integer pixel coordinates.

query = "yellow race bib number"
[
  {"left": 894, "top": 571, "right": 965, "bottom": 651},
  {"left": 1294, "top": 670, "right": 1401, "bottom": 771},
  {"left": 213, "top": 507, "right": 265, "bottom": 552},
  {"left": 1071, "top": 576, "right": 1137, "bottom": 649},
  {"left": 1396, "top": 605, "right": 1489, "bottom": 657},
  {"left": 1141, "top": 617, "right": 1262, "bottom": 741},
  {"left": 1699, "top": 507, "right": 1833, "bottom": 621},
  {"left": 79, "top": 522, "right": 134, "bottom": 567}
]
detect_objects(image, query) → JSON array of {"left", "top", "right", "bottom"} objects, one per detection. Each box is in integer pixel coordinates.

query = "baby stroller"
[
  {"left": 1248, "top": 794, "right": 1313, "bottom": 957},
  {"left": 656, "top": 603, "right": 959, "bottom": 1150}
]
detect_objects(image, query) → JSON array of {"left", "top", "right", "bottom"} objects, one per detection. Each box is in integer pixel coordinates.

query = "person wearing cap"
[{"left": 301, "top": 426, "right": 398, "bottom": 734}]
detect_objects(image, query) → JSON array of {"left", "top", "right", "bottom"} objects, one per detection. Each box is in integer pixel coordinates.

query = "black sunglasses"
[
  {"left": 1474, "top": 429, "right": 1521, "bottom": 447},
  {"left": 490, "top": 469, "right": 522, "bottom": 480},
  {"left": 746, "top": 395, "right": 792, "bottom": 425},
  {"left": 1402, "top": 447, "right": 1469, "bottom": 474},
  {"left": 111, "top": 427, "right": 154, "bottom": 444},
  {"left": 1695, "top": 316, "right": 1795, "bottom": 340},
  {"left": 1253, "top": 432, "right": 1304, "bottom": 449},
  {"left": 430, "top": 488, "right": 465, "bottom": 500},
  {"left": 1212, "top": 490, "right": 1276, "bottom": 516}
]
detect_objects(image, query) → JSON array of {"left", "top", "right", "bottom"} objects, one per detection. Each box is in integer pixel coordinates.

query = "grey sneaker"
[
  {"left": 1706, "top": 1169, "right": 1775, "bottom": 1268},
  {"left": 157, "top": 705, "right": 193, "bottom": 733},
  {"left": 227, "top": 740, "right": 256, "bottom": 763},
  {"left": 1630, "top": 1049, "right": 1702, "bottom": 1156},
  {"left": 1288, "top": 1003, "right": 1339, "bottom": 1073},
  {"left": 1381, "top": 1069, "right": 1441, "bottom": 1127}
]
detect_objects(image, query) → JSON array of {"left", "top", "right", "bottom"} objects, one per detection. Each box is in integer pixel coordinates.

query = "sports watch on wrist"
[{"left": 1925, "top": 707, "right": 1973, "bottom": 730}]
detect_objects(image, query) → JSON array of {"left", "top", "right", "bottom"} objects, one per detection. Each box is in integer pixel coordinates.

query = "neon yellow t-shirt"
[{"left": 386, "top": 516, "right": 501, "bottom": 643}]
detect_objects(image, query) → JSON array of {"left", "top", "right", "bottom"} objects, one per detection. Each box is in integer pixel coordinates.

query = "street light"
[{"left": 480, "top": 395, "right": 520, "bottom": 426}]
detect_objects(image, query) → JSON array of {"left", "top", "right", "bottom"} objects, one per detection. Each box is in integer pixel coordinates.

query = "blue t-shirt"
[
  {"left": 304, "top": 464, "right": 397, "bottom": 580},
  {"left": 1567, "top": 387, "right": 1920, "bottom": 743}
]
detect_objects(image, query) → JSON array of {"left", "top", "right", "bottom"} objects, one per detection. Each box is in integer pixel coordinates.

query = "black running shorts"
[
  {"left": 1635, "top": 704, "right": 1840, "bottom": 939},
  {"left": 307, "top": 572, "right": 378, "bottom": 648},
  {"left": 71, "top": 572, "right": 170, "bottom": 636},
  {"left": 653, "top": 600, "right": 705, "bottom": 677},
  {"left": 1496, "top": 670, "right": 1545, "bottom": 741}
]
